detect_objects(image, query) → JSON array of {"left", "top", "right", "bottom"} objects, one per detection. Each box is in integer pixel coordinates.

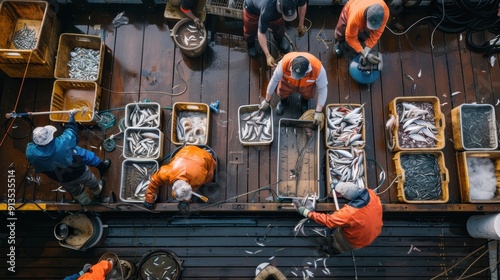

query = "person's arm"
[
  {"left": 345, "top": 16, "right": 364, "bottom": 53},
  {"left": 308, "top": 207, "right": 353, "bottom": 228},
  {"left": 364, "top": 7, "right": 389, "bottom": 48},
  {"left": 264, "top": 60, "right": 284, "bottom": 101},
  {"left": 298, "top": 3, "right": 307, "bottom": 28},
  {"left": 257, "top": 31, "right": 271, "bottom": 59},
  {"left": 145, "top": 167, "right": 169, "bottom": 204},
  {"left": 314, "top": 67, "right": 328, "bottom": 112},
  {"left": 73, "top": 146, "right": 101, "bottom": 167}
]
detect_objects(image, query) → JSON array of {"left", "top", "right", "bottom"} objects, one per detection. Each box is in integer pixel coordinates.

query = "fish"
[
  {"left": 176, "top": 112, "right": 208, "bottom": 144},
  {"left": 240, "top": 108, "right": 272, "bottom": 143},
  {"left": 326, "top": 105, "right": 364, "bottom": 148}
]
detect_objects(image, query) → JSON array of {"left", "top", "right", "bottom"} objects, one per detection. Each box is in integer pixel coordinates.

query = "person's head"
[
  {"left": 276, "top": 0, "right": 297, "bottom": 22},
  {"left": 291, "top": 56, "right": 309, "bottom": 79},
  {"left": 172, "top": 180, "right": 193, "bottom": 202},
  {"left": 334, "top": 182, "right": 362, "bottom": 200},
  {"left": 365, "top": 4, "right": 384, "bottom": 30},
  {"left": 32, "top": 125, "right": 57, "bottom": 146}
]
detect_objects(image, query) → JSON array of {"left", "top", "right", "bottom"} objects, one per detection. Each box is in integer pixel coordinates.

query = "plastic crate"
[
  {"left": 276, "top": 118, "right": 321, "bottom": 201},
  {"left": 125, "top": 102, "right": 162, "bottom": 129},
  {"left": 120, "top": 159, "right": 159, "bottom": 203},
  {"left": 205, "top": 0, "right": 243, "bottom": 19},
  {"left": 325, "top": 103, "right": 365, "bottom": 149},
  {"left": 49, "top": 80, "right": 101, "bottom": 124},
  {"left": 171, "top": 102, "right": 210, "bottom": 146},
  {"left": 123, "top": 128, "right": 164, "bottom": 161},
  {"left": 0, "top": 0, "right": 60, "bottom": 78},
  {"left": 451, "top": 104, "right": 497, "bottom": 151},
  {"left": 238, "top": 104, "right": 273, "bottom": 146},
  {"left": 393, "top": 151, "right": 449, "bottom": 203},
  {"left": 456, "top": 151, "right": 500, "bottom": 203},
  {"left": 326, "top": 148, "right": 367, "bottom": 195},
  {"left": 54, "top": 33, "right": 105, "bottom": 84},
  {"left": 387, "top": 96, "right": 445, "bottom": 151}
]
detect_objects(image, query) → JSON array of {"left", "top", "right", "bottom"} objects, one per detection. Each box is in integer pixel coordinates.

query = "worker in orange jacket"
[
  {"left": 295, "top": 182, "right": 383, "bottom": 255},
  {"left": 143, "top": 145, "right": 216, "bottom": 210},
  {"left": 64, "top": 260, "right": 113, "bottom": 280},
  {"left": 333, "top": 0, "right": 389, "bottom": 65}
]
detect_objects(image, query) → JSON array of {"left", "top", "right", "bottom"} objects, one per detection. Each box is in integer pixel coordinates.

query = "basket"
[
  {"left": 171, "top": 102, "right": 210, "bottom": 146},
  {"left": 276, "top": 118, "right": 321, "bottom": 201},
  {"left": 387, "top": 96, "right": 445, "bottom": 151},
  {"left": 326, "top": 148, "right": 367, "bottom": 196},
  {"left": 54, "top": 33, "right": 105, "bottom": 84},
  {"left": 393, "top": 151, "right": 449, "bottom": 203},
  {"left": 456, "top": 151, "right": 500, "bottom": 203},
  {"left": 451, "top": 104, "right": 498, "bottom": 151},
  {"left": 238, "top": 104, "right": 273, "bottom": 146},
  {"left": 205, "top": 0, "right": 243, "bottom": 19},
  {"left": 49, "top": 80, "right": 101, "bottom": 124},
  {"left": 125, "top": 102, "right": 162, "bottom": 129},
  {"left": 325, "top": 103, "right": 365, "bottom": 149},
  {"left": 120, "top": 159, "right": 159, "bottom": 203},
  {"left": 123, "top": 128, "right": 164, "bottom": 161},
  {"left": 0, "top": 0, "right": 60, "bottom": 78}
]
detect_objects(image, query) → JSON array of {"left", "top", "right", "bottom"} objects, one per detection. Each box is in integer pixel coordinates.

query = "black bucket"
[
  {"left": 171, "top": 18, "right": 208, "bottom": 58},
  {"left": 135, "top": 250, "right": 183, "bottom": 280}
]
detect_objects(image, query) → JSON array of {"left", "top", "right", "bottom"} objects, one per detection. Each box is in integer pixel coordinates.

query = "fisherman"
[
  {"left": 333, "top": 0, "right": 389, "bottom": 65},
  {"left": 25, "top": 109, "right": 110, "bottom": 205},
  {"left": 259, "top": 52, "right": 327, "bottom": 126},
  {"left": 143, "top": 145, "right": 216, "bottom": 210},
  {"left": 294, "top": 182, "right": 383, "bottom": 255},
  {"left": 180, "top": 0, "right": 204, "bottom": 28},
  {"left": 64, "top": 259, "right": 114, "bottom": 280},
  {"left": 243, "top": 0, "right": 308, "bottom": 66}
]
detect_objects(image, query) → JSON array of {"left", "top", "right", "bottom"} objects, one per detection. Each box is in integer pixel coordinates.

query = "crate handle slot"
[
  {"left": 185, "top": 105, "right": 201, "bottom": 110},
  {"left": 75, "top": 37, "right": 91, "bottom": 42},
  {"left": 4, "top": 52, "right": 22, "bottom": 57},
  {"left": 437, "top": 112, "right": 445, "bottom": 132},
  {"left": 441, "top": 168, "right": 449, "bottom": 183}
]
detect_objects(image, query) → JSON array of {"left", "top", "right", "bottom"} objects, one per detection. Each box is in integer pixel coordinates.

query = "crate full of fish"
[
  {"left": 387, "top": 96, "right": 445, "bottom": 151},
  {"left": 205, "top": 0, "right": 244, "bottom": 19},
  {"left": 393, "top": 151, "right": 449, "bottom": 203},
  {"left": 456, "top": 151, "right": 500, "bottom": 203},
  {"left": 171, "top": 102, "right": 210, "bottom": 146},
  {"left": 238, "top": 104, "right": 273, "bottom": 146},
  {"left": 54, "top": 33, "right": 105, "bottom": 84},
  {"left": 0, "top": 0, "right": 60, "bottom": 78},
  {"left": 49, "top": 80, "right": 101, "bottom": 124},
  {"left": 326, "top": 148, "right": 367, "bottom": 197},
  {"left": 451, "top": 104, "right": 497, "bottom": 151},
  {"left": 123, "top": 127, "right": 164, "bottom": 161},
  {"left": 325, "top": 103, "right": 365, "bottom": 150},
  {"left": 276, "top": 119, "right": 321, "bottom": 201},
  {"left": 125, "top": 102, "right": 162, "bottom": 129},
  {"left": 120, "top": 159, "right": 158, "bottom": 203}
]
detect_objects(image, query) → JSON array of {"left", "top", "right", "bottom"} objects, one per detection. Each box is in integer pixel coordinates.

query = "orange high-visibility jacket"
[
  {"left": 308, "top": 189, "right": 383, "bottom": 248},
  {"left": 78, "top": 260, "right": 112, "bottom": 280},
  {"left": 343, "top": 0, "right": 389, "bottom": 53},
  {"left": 279, "top": 52, "right": 323, "bottom": 99},
  {"left": 145, "top": 145, "right": 216, "bottom": 203}
]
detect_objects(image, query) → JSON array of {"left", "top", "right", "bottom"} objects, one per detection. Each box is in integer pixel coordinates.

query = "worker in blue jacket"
[{"left": 26, "top": 109, "right": 110, "bottom": 205}]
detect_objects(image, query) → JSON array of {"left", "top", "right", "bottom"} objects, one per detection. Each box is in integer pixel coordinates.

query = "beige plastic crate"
[
  {"left": 171, "top": 102, "right": 210, "bottom": 146},
  {"left": 456, "top": 151, "right": 500, "bottom": 203},
  {"left": 120, "top": 159, "right": 158, "bottom": 203},
  {"left": 205, "top": 0, "right": 243, "bottom": 19},
  {"left": 451, "top": 104, "right": 497, "bottom": 151},
  {"left": 49, "top": 80, "right": 101, "bottom": 124}
]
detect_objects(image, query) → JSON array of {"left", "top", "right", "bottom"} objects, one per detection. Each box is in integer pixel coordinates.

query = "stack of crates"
[
  {"left": 387, "top": 96, "right": 449, "bottom": 203},
  {"left": 0, "top": 0, "right": 61, "bottom": 78},
  {"left": 452, "top": 104, "right": 500, "bottom": 203},
  {"left": 50, "top": 33, "right": 105, "bottom": 124}
]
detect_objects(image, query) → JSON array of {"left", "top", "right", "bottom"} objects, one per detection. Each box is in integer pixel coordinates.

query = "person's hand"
[
  {"left": 297, "top": 24, "right": 307, "bottom": 37},
  {"left": 360, "top": 46, "right": 371, "bottom": 57},
  {"left": 194, "top": 18, "right": 203, "bottom": 29},
  {"left": 107, "top": 258, "right": 116, "bottom": 268},
  {"left": 365, "top": 53, "right": 381, "bottom": 64},
  {"left": 68, "top": 109, "right": 78, "bottom": 117},
  {"left": 292, "top": 197, "right": 316, "bottom": 218},
  {"left": 313, "top": 111, "right": 324, "bottom": 126},
  {"left": 143, "top": 201, "right": 154, "bottom": 210},
  {"left": 296, "top": 206, "right": 311, "bottom": 217},
  {"left": 266, "top": 55, "right": 277, "bottom": 67},
  {"left": 79, "top": 263, "right": 92, "bottom": 275},
  {"left": 259, "top": 99, "right": 270, "bottom": 111}
]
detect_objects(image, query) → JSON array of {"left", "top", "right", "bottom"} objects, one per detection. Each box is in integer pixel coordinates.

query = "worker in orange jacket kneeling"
[{"left": 143, "top": 145, "right": 216, "bottom": 210}]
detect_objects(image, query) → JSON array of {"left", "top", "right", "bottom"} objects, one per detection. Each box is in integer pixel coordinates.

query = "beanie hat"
[
  {"left": 172, "top": 180, "right": 193, "bottom": 201},
  {"left": 334, "top": 182, "right": 362, "bottom": 200},
  {"left": 32, "top": 125, "right": 57, "bottom": 146}
]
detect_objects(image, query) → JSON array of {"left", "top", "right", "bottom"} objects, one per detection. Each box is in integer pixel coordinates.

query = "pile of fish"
[
  {"left": 128, "top": 103, "right": 160, "bottom": 127},
  {"left": 327, "top": 147, "right": 365, "bottom": 190},
  {"left": 389, "top": 102, "right": 439, "bottom": 149},
  {"left": 326, "top": 105, "right": 364, "bottom": 148},
  {"left": 176, "top": 23, "right": 205, "bottom": 48},
  {"left": 176, "top": 112, "right": 207, "bottom": 144},
  {"left": 125, "top": 130, "right": 161, "bottom": 159},
  {"left": 400, "top": 154, "right": 442, "bottom": 201},
  {"left": 124, "top": 162, "right": 157, "bottom": 202},
  {"left": 461, "top": 106, "right": 496, "bottom": 149},
  {"left": 68, "top": 47, "right": 100, "bottom": 81},
  {"left": 12, "top": 24, "right": 37, "bottom": 50},
  {"left": 239, "top": 109, "right": 272, "bottom": 143}
]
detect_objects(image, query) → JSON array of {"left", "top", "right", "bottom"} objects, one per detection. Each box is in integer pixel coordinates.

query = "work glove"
[
  {"left": 178, "top": 201, "right": 190, "bottom": 212},
  {"left": 360, "top": 46, "right": 380, "bottom": 65},
  {"left": 292, "top": 198, "right": 315, "bottom": 218},
  {"left": 143, "top": 201, "right": 154, "bottom": 210},
  {"left": 297, "top": 24, "right": 307, "bottom": 37},
  {"left": 107, "top": 258, "right": 116, "bottom": 268},
  {"left": 266, "top": 55, "right": 277, "bottom": 67},
  {"left": 259, "top": 99, "right": 270, "bottom": 111},
  {"left": 313, "top": 111, "right": 324, "bottom": 126},
  {"left": 194, "top": 18, "right": 203, "bottom": 29},
  {"left": 79, "top": 263, "right": 92, "bottom": 275}
]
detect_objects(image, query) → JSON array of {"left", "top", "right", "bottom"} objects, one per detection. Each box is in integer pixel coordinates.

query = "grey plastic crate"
[{"left": 120, "top": 159, "right": 158, "bottom": 203}]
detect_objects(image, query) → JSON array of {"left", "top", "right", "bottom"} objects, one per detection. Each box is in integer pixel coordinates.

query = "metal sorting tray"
[
  {"left": 120, "top": 159, "right": 158, "bottom": 203},
  {"left": 276, "top": 119, "right": 321, "bottom": 201},
  {"left": 125, "top": 102, "right": 162, "bottom": 129},
  {"left": 238, "top": 104, "right": 273, "bottom": 146},
  {"left": 451, "top": 104, "right": 498, "bottom": 151}
]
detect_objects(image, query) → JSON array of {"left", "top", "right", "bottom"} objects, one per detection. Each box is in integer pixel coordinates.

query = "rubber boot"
[
  {"left": 75, "top": 191, "right": 92, "bottom": 205},
  {"left": 97, "top": 159, "right": 111, "bottom": 177},
  {"left": 92, "top": 180, "right": 104, "bottom": 197},
  {"left": 334, "top": 41, "right": 344, "bottom": 57},
  {"left": 275, "top": 97, "right": 289, "bottom": 116},
  {"left": 276, "top": 36, "right": 291, "bottom": 54},
  {"left": 247, "top": 41, "right": 257, "bottom": 59},
  {"left": 300, "top": 97, "right": 309, "bottom": 114}
]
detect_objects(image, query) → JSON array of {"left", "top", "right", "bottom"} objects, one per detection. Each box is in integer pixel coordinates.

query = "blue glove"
[{"left": 143, "top": 201, "right": 154, "bottom": 209}]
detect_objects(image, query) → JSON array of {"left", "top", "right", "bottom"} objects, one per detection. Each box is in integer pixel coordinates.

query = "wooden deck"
[{"left": 0, "top": 3, "right": 500, "bottom": 279}]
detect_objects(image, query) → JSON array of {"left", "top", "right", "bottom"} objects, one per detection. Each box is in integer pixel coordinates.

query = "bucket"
[
  {"left": 171, "top": 18, "right": 208, "bottom": 58},
  {"left": 466, "top": 213, "right": 500, "bottom": 239}
]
